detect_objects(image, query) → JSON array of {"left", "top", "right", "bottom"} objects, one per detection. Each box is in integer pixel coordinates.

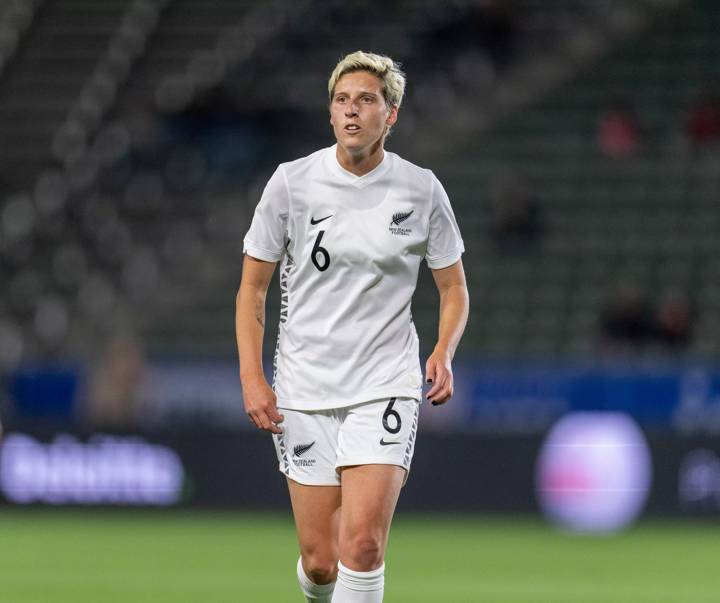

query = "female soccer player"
[{"left": 236, "top": 51, "right": 468, "bottom": 602}]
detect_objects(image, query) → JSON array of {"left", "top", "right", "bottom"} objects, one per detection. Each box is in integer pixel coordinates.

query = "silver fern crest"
[
  {"left": 293, "top": 442, "right": 315, "bottom": 457},
  {"left": 390, "top": 210, "right": 414, "bottom": 226}
]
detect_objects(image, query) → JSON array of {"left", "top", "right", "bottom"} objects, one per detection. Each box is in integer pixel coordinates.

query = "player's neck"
[{"left": 336, "top": 142, "right": 385, "bottom": 177}]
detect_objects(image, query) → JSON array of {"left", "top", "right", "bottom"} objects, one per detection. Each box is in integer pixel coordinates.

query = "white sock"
[
  {"left": 330, "top": 561, "right": 385, "bottom": 602},
  {"left": 297, "top": 557, "right": 336, "bottom": 602}
]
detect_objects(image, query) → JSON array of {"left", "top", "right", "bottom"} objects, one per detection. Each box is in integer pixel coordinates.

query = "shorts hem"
[
  {"left": 335, "top": 460, "right": 412, "bottom": 487},
  {"left": 283, "top": 472, "right": 341, "bottom": 487},
  {"left": 335, "top": 459, "right": 410, "bottom": 471}
]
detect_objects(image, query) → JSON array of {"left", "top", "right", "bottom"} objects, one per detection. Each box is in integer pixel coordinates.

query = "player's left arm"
[{"left": 426, "top": 259, "right": 469, "bottom": 405}]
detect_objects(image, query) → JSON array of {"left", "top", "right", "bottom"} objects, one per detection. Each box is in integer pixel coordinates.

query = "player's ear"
[{"left": 386, "top": 105, "right": 398, "bottom": 127}]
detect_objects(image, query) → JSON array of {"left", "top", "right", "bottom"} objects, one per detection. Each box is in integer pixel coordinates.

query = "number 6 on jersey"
[{"left": 311, "top": 230, "right": 330, "bottom": 272}]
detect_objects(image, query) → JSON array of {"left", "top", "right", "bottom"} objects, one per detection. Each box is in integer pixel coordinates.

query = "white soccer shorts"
[{"left": 272, "top": 397, "right": 420, "bottom": 486}]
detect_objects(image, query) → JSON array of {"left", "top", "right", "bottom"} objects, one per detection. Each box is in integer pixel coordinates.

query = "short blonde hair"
[{"left": 328, "top": 51, "right": 406, "bottom": 109}]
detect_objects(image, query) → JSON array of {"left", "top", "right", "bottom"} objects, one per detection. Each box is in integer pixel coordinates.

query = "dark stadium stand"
[
  {"left": 443, "top": 0, "right": 719, "bottom": 358},
  {"left": 0, "top": 0, "right": 714, "bottom": 367}
]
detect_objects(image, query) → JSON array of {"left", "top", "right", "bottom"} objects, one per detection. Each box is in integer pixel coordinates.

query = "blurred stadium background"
[{"left": 0, "top": 0, "right": 719, "bottom": 601}]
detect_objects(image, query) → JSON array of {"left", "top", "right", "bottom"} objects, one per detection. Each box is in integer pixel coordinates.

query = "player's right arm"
[{"left": 236, "top": 254, "right": 284, "bottom": 434}]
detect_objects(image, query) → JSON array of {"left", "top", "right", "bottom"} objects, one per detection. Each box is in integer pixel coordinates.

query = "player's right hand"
[{"left": 242, "top": 376, "right": 284, "bottom": 434}]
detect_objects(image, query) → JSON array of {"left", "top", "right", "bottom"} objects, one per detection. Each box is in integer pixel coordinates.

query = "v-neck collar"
[{"left": 328, "top": 145, "right": 392, "bottom": 189}]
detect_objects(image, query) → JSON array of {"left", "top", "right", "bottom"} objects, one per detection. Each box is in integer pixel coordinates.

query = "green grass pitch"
[{"left": 0, "top": 509, "right": 716, "bottom": 602}]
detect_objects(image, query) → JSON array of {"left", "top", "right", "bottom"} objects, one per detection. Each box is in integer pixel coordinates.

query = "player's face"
[{"left": 330, "top": 71, "right": 398, "bottom": 157}]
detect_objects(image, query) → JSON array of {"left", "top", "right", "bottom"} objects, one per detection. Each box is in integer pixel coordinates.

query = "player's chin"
[{"left": 339, "top": 133, "right": 365, "bottom": 148}]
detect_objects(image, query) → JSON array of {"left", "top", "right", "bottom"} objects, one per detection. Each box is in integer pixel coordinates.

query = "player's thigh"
[
  {"left": 288, "top": 478, "right": 341, "bottom": 562},
  {"left": 338, "top": 464, "right": 405, "bottom": 563}
]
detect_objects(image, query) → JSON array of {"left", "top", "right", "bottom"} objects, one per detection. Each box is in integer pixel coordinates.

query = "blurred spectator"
[
  {"left": 599, "top": 283, "right": 695, "bottom": 352},
  {"left": 599, "top": 282, "right": 654, "bottom": 350},
  {"left": 685, "top": 88, "right": 720, "bottom": 147},
  {"left": 489, "top": 171, "right": 542, "bottom": 252},
  {"left": 597, "top": 100, "right": 642, "bottom": 159},
  {"left": 653, "top": 289, "right": 693, "bottom": 349},
  {"left": 85, "top": 334, "right": 145, "bottom": 428}
]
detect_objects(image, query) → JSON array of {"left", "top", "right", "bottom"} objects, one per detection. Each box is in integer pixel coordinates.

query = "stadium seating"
[
  {"left": 1, "top": 0, "right": 716, "bottom": 367},
  {"left": 442, "top": 0, "right": 720, "bottom": 358}
]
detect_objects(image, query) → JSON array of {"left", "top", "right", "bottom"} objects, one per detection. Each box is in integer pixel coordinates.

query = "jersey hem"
[{"left": 275, "top": 388, "right": 422, "bottom": 411}]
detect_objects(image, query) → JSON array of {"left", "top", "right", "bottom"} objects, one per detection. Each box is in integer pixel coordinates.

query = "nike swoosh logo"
[
  {"left": 310, "top": 215, "right": 333, "bottom": 225},
  {"left": 380, "top": 439, "right": 401, "bottom": 446}
]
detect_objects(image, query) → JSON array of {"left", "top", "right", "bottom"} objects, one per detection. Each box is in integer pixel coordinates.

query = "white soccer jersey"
[{"left": 243, "top": 145, "right": 464, "bottom": 411}]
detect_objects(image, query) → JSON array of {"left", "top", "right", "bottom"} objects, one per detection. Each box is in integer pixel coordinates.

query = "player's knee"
[
  {"left": 343, "top": 534, "right": 384, "bottom": 571},
  {"left": 303, "top": 554, "right": 338, "bottom": 585}
]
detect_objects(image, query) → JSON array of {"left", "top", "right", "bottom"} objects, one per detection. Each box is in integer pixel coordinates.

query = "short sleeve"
[
  {"left": 243, "top": 167, "right": 289, "bottom": 262},
  {"left": 425, "top": 173, "right": 464, "bottom": 269}
]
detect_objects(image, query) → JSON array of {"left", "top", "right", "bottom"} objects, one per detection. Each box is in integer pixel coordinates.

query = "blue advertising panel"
[
  {"left": 447, "top": 362, "right": 720, "bottom": 433},
  {"left": 4, "top": 360, "right": 720, "bottom": 434}
]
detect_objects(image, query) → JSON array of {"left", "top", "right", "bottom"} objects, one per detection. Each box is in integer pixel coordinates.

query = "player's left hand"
[{"left": 425, "top": 347, "right": 453, "bottom": 406}]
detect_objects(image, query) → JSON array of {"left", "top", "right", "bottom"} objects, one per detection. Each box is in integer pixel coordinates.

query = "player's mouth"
[{"left": 344, "top": 124, "right": 362, "bottom": 134}]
